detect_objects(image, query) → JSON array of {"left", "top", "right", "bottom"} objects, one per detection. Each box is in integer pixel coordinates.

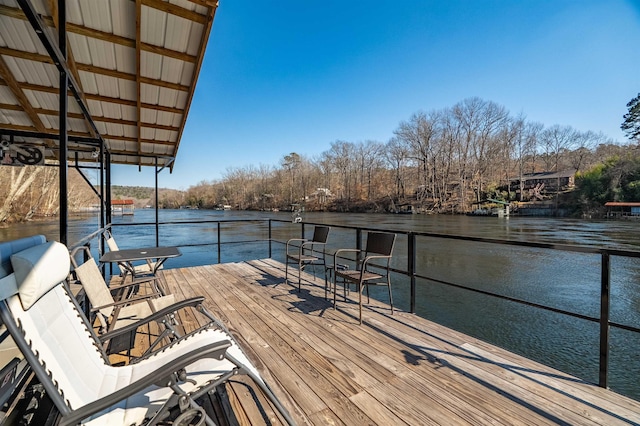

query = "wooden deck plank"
[
  {"left": 200, "top": 265, "right": 377, "bottom": 425},
  {"left": 245, "top": 261, "right": 548, "bottom": 425},
  {"left": 158, "top": 261, "right": 640, "bottom": 426}
]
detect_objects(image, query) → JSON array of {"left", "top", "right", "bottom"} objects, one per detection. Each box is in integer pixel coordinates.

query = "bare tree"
[
  {"left": 511, "top": 120, "right": 543, "bottom": 200},
  {"left": 326, "top": 141, "right": 355, "bottom": 204},
  {"left": 282, "top": 153, "right": 301, "bottom": 204},
  {"left": 566, "top": 131, "right": 609, "bottom": 172},
  {"left": 385, "top": 137, "right": 409, "bottom": 199},
  {"left": 541, "top": 125, "right": 579, "bottom": 172},
  {"left": 393, "top": 111, "right": 440, "bottom": 202}
]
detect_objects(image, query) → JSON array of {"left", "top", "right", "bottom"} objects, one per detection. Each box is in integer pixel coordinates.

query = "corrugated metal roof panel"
[
  {"left": 160, "top": 56, "right": 186, "bottom": 84},
  {"left": 38, "top": 114, "right": 56, "bottom": 129},
  {"left": 0, "top": 85, "right": 18, "bottom": 104},
  {"left": 114, "top": 44, "right": 136, "bottom": 74},
  {"left": 1, "top": 110, "right": 30, "bottom": 126},
  {"left": 141, "top": 51, "right": 162, "bottom": 80},
  {"left": 110, "top": 0, "right": 136, "bottom": 39},
  {"left": 164, "top": 14, "right": 193, "bottom": 52},
  {"left": 103, "top": 122, "right": 125, "bottom": 137},
  {"left": 76, "top": 0, "right": 114, "bottom": 34},
  {"left": 0, "top": 17, "right": 42, "bottom": 53},
  {"left": 157, "top": 110, "right": 181, "bottom": 127}
]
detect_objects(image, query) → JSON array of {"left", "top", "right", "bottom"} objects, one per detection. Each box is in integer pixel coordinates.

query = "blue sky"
[{"left": 111, "top": 0, "right": 640, "bottom": 190}]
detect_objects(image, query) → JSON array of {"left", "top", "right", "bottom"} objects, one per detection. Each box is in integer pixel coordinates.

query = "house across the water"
[{"left": 510, "top": 170, "right": 576, "bottom": 200}]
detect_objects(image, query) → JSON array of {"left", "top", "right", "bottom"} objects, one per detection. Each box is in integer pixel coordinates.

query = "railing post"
[
  {"left": 599, "top": 252, "right": 611, "bottom": 388},
  {"left": 217, "top": 222, "right": 221, "bottom": 264},
  {"left": 268, "top": 219, "right": 272, "bottom": 258},
  {"left": 408, "top": 232, "right": 416, "bottom": 314}
]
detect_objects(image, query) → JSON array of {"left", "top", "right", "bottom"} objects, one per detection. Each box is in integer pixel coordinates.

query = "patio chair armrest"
[
  {"left": 286, "top": 238, "right": 307, "bottom": 255},
  {"left": 98, "top": 297, "right": 206, "bottom": 342},
  {"left": 60, "top": 340, "right": 231, "bottom": 426},
  {"left": 361, "top": 254, "right": 391, "bottom": 264},
  {"left": 302, "top": 240, "right": 327, "bottom": 249},
  {"left": 333, "top": 248, "right": 360, "bottom": 264},
  {"left": 107, "top": 276, "right": 158, "bottom": 292},
  {"left": 300, "top": 240, "right": 327, "bottom": 256},
  {"left": 89, "top": 291, "right": 164, "bottom": 311}
]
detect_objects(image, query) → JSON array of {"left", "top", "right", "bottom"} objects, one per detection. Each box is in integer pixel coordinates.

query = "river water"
[{"left": 2, "top": 209, "right": 640, "bottom": 401}]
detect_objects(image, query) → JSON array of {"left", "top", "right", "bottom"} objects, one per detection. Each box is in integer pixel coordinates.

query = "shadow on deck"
[{"left": 152, "top": 259, "right": 640, "bottom": 426}]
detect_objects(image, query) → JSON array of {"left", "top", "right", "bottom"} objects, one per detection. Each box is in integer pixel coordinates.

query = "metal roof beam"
[
  {"left": 1, "top": 129, "right": 101, "bottom": 145},
  {"left": 16, "top": 0, "right": 103, "bottom": 146},
  {"left": 136, "top": 0, "right": 142, "bottom": 162}
]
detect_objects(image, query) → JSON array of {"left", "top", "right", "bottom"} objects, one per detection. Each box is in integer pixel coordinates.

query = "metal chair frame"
[
  {"left": 285, "top": 226, "right": 330, "bottom": 292},
  {"left": 332, "top": 232, "right": 396, "bottom": 324}
]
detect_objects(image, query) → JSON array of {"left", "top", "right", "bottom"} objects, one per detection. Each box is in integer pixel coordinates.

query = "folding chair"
[
  {"left": 103, "top": 229, "right": 161, "bottom": 280},
  {"left": 70, "top": 246, "right": 179, "bottom": 355},
  {"left": 285, "top": 225, "right": 330, "bottom": 291},
  {"left": 0, "top": 239, "right": 296, "bottom": 425}
]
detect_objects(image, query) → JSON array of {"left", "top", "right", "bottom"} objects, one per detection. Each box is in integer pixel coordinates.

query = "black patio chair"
[
  {"left": 285, "top": 226, "right": 330, "bottom": 291},
  {"left": 332, "top": 231, "right": 396, "bottom": 324}
]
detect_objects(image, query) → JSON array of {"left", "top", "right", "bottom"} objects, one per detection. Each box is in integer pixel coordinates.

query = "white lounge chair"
[
  {"left": 0, "top": 235, "right": 47, "bottom": 415},
  {"left": 0, "top": 238, "right": 295, "bottom": 425}
]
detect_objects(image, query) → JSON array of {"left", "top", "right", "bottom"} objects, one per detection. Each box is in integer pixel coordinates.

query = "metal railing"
[{"left": 96, "top": 217, "right": 640, "bottom": 391}]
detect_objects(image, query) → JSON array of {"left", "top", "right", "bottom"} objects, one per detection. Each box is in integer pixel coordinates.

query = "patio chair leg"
[
  {"left": 333, "top": 275, "right": 337, "bottom": 309},
  {"left": 359, "top": 286, "right": 363, "bottom": 325}
]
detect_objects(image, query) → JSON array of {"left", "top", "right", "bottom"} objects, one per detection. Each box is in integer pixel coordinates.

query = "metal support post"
[{"left": 598, "top": 252, "right": 611, "bottom": 388}]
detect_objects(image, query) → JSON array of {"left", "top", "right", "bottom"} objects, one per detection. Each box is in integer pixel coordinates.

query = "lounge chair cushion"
[
  {"left": 11, "top": 241, "right": 70, "bottom": 310},
  {"left": 0, "top": 235, "right": 46, "bottom": 278}
]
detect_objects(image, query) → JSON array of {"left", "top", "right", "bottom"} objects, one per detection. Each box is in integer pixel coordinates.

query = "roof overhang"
[{"left": 0, "top": 0, "right": 218, "bottom": 169}]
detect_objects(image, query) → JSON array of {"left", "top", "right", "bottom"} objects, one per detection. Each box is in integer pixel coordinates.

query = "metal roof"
[
  {"left": 604, "top": 202, "right": 640, "bottom": 207},
  {"left": 0, "top": 0, "right": 217, "bottom": 169}
]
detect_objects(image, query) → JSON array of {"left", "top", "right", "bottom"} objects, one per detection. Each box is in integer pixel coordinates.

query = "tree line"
[
  {"left": 165, "top": 97, "right": 635, "bottom": 214},
  {"left": 2, "top": 96, "right": 639, "bottom": 222},
  {"left": 0, "top": 166, "right": 96, "bottom": 223}
]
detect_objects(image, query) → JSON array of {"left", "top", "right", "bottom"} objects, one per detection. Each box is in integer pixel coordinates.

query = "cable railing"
[{"left": 100, "top": 217, "right": 640, "bottom": 392}]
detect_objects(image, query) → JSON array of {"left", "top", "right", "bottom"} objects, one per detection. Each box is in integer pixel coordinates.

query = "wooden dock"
[{"left": 149, "top": 259, "right": 640, "bottom": 425}]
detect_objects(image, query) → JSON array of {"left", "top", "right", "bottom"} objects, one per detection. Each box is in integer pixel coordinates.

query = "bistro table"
[{"left": 100, "top": 246, "right": 181, "bottom": 295}]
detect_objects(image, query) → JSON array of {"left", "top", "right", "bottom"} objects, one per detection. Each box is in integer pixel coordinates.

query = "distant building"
[
  {"left": 111, "top": 199, "right": 134, "bottom": 215},
  {"left": 309, "top": 188, "right": 332, "bottom": 204},
  {"left": 510, "top": 170, "right": 576, "bottom": 200},
  {"left": 604, "top": 202, "right": 640, "bottom": 218}
]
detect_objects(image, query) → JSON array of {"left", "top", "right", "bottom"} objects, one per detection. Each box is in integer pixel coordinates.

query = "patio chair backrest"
[
  {"left": 312, "top": 226, "right": 330, "bottom": 243},
  {"left": 104, "top": 229, "right": 120, "bottom": 252},
  {"left": 365, "top": 232, "right": 396, "bottom": 257},
  {"left": 71, "top": 247, "right": 117, "bottom": 319},
  {"left": 104, "top": 229, "right": 134, "bottom": 277}
]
